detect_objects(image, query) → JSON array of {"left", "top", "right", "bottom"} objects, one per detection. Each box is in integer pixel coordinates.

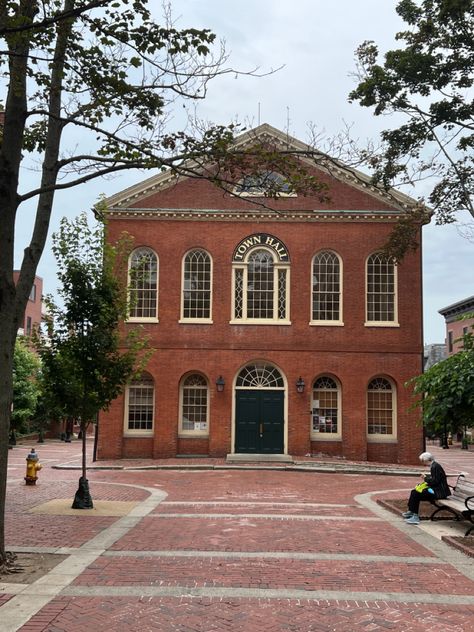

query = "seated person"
[{"left": 404, "top": 451, "right": 450, "bottom": 524}]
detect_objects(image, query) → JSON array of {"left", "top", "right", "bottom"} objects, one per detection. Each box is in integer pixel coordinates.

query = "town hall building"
[{"left": 97, "top": 124, "right": 424, "bottom": 464}]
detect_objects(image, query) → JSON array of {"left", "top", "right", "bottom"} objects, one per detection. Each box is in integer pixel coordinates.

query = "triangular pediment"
[{"left": 104, "top": 123, "right": 418, "bottom": 213}]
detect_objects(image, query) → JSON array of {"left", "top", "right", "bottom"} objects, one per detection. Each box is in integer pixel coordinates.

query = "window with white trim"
[
  {"left": 180, "top": 374, "right": 209, "bottom": 435},
  {"left": 234, "top": 171, "right": 295, "bottom": 197},
  {"left": 311, "top": 376, "right": 341, "bottom": 438},
  {"left": 129, "top": 247, "right": 158, "bottom": 321},
  {"left": 125, "top": 373, "right": 154, "bottom": 435},
  {"left": 367, "top": 377, "right": 395, "bottom": 437},
  {"left": 312, "top": 251, "right": 341, "bottom": 323},
  {"left": 232, "top": 248, "right": 290, "bottom": 323},
  {"left": 366, "top": 253, "right": 397, "bottom": 324},
  {"left": 181, "top": 250, "right": 212, "bottom": 321}
]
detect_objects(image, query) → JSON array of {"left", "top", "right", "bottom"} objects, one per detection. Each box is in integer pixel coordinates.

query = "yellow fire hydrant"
[{"left": 25, "top": 448, "right": 42, "bottom": 485}]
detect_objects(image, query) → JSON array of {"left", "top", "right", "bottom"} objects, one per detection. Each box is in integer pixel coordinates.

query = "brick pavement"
[{"left": 1, "top": 439, "right": 474, "bottom": 631}]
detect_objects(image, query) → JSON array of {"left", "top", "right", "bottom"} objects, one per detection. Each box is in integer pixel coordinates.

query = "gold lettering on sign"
[{"left": 233, "top": 233, "right": 289, "bottom": 262}]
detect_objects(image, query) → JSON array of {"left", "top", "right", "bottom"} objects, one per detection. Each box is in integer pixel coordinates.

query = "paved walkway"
[{"left": 2, "top": 440, "right": 474, "bottom": 631}]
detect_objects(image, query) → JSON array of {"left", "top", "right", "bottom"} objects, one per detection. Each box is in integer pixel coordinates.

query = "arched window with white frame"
[
  {"left": 181, "top": 249, "right": 212, "bottom": 322},
  {"left": 367, "top": 377, "right": 396, "bottom": 439},
  {"left": 311, "top": 251, "right": 342, "bottom": 324},
  {"left": 232, "top": 247, "right": 290, "bottom": 324},
  {"left": 128, "top": 247, "right": 158, "bottom": 321},
  {"left": 124, "top": 372, "right": 154, "bottom": 435},
  {"left": 311, "top": 376, "right": 341, "bottom": 439},
  {"left": 366, "top": 252, "right": 397, "bottom": 325},
  {"left": 179, "top": 373, "right": 209, "bottom": 436}
]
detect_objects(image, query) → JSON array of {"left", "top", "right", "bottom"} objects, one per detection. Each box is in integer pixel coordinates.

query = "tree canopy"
[
  {"left": 35, "top": 212, "right": 149, "bottom": 498},
  {"left": 350, "top": 0, "right": 474, "bottom": 257},
  {"left": 12, "top": 338, "right": 41, "bottom": 435},
  {"left": 36, "top": 212, "right": 149, "bottom": 426},
  {"left": 409, "top": 327, "right": 474, "bottom": 436}
]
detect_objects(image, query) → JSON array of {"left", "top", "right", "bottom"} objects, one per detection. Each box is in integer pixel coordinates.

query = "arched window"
[
  {"left": 232, "top": 248, "right": 290, "bottom": 323},
  {"left": 367, "top": 377, "right": 395, "bottom": 437},
  {"left": 366, "top": 253, "right": 397, "bottom": 324},
  {"left": 312, "top": 251, "right": 342, "bottom": 323},
  {"left": 124, "top": 372, "right": 154, "bottom": 435},
  {"left": 180, "top": 374, "right": 209, "bottom": 435},
  {"left": 181, "top": 250, "right": 212, "bottom": 321},
  {"left": 236, "top": 363, "right": 284, "bottom": 389},
  {"left": 311, "top": 376, "right": 341, "bottom": 438},
  {"left": 129, "top": 247, "right": 158, "bottom": 320}
]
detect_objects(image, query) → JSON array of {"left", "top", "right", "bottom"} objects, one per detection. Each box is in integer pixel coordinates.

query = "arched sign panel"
[{"left": 232, "top": 233, "right": 290, "bottom": 262}]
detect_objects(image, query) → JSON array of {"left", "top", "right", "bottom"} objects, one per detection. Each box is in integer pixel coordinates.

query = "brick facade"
[
  {"left": 439, "top": 296, "right": 474, "bottom": 355},
  {"left": 97, "top": 125, "right": 424, "bottom": 465}
]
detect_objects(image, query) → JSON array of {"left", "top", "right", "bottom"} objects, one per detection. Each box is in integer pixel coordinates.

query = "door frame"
[{"left": 231, "top": 361, "right": 288, "bottom": 455}]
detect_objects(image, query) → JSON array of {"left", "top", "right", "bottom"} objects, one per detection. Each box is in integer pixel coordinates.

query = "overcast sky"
[{"left": 15, "top": 0, "right": 474, "bottom": 343}]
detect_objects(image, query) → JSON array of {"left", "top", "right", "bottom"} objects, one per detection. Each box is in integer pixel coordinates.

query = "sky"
[{"left": 14, "top": 0, "right": 474, "bottom": 344}]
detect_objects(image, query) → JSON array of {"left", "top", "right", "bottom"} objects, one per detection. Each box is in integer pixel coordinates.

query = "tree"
[
  {"left": 0, "top": 0, "right": 319, "bottom": 562},
  {"left": 408, "top": 328, "right": 474, "bottom": 444},
  {"left": 35, "top": 212, "right": 149, "bottom": 507},
  {"left": 350, "top": 0, "right": 474, "bottom": 259},
  {"left": 11, "top": 338, "right": 41, "bottom": 438}
]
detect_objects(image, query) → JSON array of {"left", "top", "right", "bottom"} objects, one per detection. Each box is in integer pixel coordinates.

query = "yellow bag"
[{"left": 415, "top": 481, "right": 429, "bottom": 493}]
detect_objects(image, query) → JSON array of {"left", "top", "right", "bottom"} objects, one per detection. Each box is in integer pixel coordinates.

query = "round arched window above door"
[{"left": 236, "top": 363, "right": 284, "bottom": 389}]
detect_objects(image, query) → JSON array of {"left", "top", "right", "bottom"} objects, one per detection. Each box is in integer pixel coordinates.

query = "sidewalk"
[{"left": 2, "top": 440, "right": 474, "bottom": 631}]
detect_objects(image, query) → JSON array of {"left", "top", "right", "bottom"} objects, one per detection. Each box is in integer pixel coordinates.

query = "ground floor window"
[
  {"left": 180, "top": 373, "right": 209, "bottom": 435},
  {"left": 311, "top": 376, "right": 340, "bottom": 438},
  {"left": 367, "top": 377, "right": 395, "bottom": 437},
  {"left": 125, "top": 373, "right": 154, "bottom": 434}
]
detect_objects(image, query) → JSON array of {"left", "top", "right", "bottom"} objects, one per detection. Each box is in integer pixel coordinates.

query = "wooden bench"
[{"left": 430, "top": 474, "right": 474, "bottom": 536}]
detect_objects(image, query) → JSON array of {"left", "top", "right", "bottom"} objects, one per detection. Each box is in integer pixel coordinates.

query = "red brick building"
[
  {"left": 98, "top": 125, "right": 424, "bottom": 464},
  {"left": 439, "top": 296, "right": 474, "bottom": 355},
  {"left": 13, "top": 271, "right": 44, "bottom": 336}
]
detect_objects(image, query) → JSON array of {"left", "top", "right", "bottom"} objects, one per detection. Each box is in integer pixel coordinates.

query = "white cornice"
[{"left": 107, "top": 207, "right": 402, "bottom": 223}]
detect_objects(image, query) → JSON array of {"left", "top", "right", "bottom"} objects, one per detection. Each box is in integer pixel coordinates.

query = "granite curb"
[{"left": 51, "top": 462, "right": 422, "bottom": 476}]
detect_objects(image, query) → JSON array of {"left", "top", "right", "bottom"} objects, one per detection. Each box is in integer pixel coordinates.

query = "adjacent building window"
[
  {"left": 232, "top": 248, "right": 290, "bottom": 323},
  {"left": 180, "top": 374, "right": 209, "bottom": 435},
  {"left": 367, "top": 377, "right": 395, "bottom": 437},
  {"left": 181, "top": 249, "right": 212, "bottom": 321},
  {"left": 448, "top": 330, "right": 454, "bottom": 352},
  {"left": 311, "top": 251, "right": 342, "bottom": 323},
  {"left": 125, "top": 373, "right": 154, "bottom": 434},
  {"left": 29, "top": 284, "right": 36, "bottom": 302},
  {"left": 26, "top": 316, "right": 32, "bottom": 336},
  {"left": 311, "top": 376, "right": 341, "bottom": 438},
  {"left": 128, "top": 247, "right": 158, "bottom": 321},
  {"left": 366, "top": 253, "right": 397, "bottom": 324}
]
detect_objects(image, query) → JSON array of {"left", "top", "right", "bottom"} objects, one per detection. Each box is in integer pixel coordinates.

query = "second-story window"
[
  {"left": 181, "top": 249, "right": 212, "bottom": 321},
  {"left": 366, "top": 252, "right": 397, "bottom": 325},
  {"left": 128, "top": 247, "right": 158, "bottom": 321},
  {"left": 311, "top": 251, "right": 342, "bottom": 323},
  {"left": 232, "top": 247, "right": 290, "bottom": 324}
]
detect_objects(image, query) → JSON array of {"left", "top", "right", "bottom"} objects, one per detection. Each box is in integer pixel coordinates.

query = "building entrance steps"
[{"left": 226, "top": 453, "right": 294, "bottom": 463}]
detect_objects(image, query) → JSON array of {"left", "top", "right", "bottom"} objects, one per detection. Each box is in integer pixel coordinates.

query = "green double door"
[{"left": 235, "top": 389, "right": 284, "bottom": 454}]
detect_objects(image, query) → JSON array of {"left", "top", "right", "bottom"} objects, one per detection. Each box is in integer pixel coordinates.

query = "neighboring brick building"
[
  {"left": 13, "top": 271, "right": 44, "bottom": 336},
  {"left": 439, "top": 295, "right": 474, "bottom": 355},
  {"left": 98, "top": 124, "right": 424, "bottom": 464}
]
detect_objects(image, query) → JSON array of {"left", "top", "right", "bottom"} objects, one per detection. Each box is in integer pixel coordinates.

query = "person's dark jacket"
[{"left": 425, "top": 460, "right": 450, "bottom": 499}]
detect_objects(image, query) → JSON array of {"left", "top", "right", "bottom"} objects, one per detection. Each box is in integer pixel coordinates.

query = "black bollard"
[{"left": 72, "top": 476, "right": 93, "bottom": 509}]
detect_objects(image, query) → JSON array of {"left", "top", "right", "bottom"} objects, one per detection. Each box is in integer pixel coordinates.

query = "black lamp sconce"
[
  {"left": 215, "top": 376, "right": 225, "bottom": 392},
  {"left": 296, "top": 377, "right": 305, "bottom": 393}
]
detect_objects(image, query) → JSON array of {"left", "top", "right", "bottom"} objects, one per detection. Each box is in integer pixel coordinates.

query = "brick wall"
[{"left": 98, "top": 161, "right": 424, "bottom": 465}]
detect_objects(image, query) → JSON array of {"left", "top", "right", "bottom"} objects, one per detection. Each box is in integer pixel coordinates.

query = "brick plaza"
[{"left": 1, "top": 439, "right": 474, "bottom": 631}]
